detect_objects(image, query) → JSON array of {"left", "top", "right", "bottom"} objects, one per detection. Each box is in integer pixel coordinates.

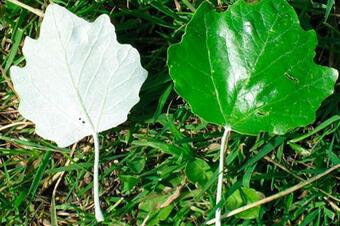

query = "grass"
[{"left": 0, "top": 0, "right": 339, "bottom": 225}]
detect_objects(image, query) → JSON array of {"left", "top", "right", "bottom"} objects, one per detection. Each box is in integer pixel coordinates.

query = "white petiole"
[
  {"left": 93, "top": 133, "right": 104, "bottom": 222},
  {"left": 215, "top": 126, "right": 231, "bottom": 226}
]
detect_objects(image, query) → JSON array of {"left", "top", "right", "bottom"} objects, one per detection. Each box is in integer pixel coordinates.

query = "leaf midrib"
[
  {"left": 228, "top": 11, "right": 280, "bottom": 124},
  {"left": 52, "top": 11, "right": 96, "bottom": 133},
  {"left": 95, "top": 47, "right": 132, "bottom": 129},
  {"left": 203, "top": 15, "right": 227, "bottom": 124}
]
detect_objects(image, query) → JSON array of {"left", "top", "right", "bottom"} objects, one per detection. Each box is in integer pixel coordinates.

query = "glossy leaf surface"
[
  {"left": 168, "top": 0, "right": 338, "bottom": 135},
  {"left": 11, "top": 4, "right": 147, "bottom": 147}
]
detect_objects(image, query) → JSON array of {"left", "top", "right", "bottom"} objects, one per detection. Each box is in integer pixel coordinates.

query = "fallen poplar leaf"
[
  {"left": 168, "top": 0, "right": 338, "bottom": 135},
  {"left": 167, "top": 0, "right": 338, "bottom": 224},
  {"left": 11, "top": 4, "right": 147, "bottom": 147},
  {"left": 10, "top": 3, "right": 147, "bottom": 222}
]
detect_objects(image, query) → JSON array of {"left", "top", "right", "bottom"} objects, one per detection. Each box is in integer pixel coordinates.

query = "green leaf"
[
  {"left": 238, "top": 136, "right": 284, "bottom": 171},
  {"left": 137, "top": 192, "right": 174, "bottom": 226},
  {"left": 127, "top": 156, "right": 146, "bottom": 174},
  {"left": 324, "top": 0, "right": 334, "bottom": 22},
  {"left": 225, "top": 187, "right": 262, "bottom": 219},
  {"left": 27, "top": 151, "right": 52, "bottom": 202},
  {"left": 185, "top": 158, "right": 213, "bottom": 186},
  {"left": 119, "top": 175, "right": 139, "bottom": 194},
  {"left": 132, "top": 139, "right": 193, "bottom": 159},
  {"left": 167, "top": 0, "right": 338, "bottom": 135},
  {"left": 300, "top": 209, "right": 319, "bottom": 226}
]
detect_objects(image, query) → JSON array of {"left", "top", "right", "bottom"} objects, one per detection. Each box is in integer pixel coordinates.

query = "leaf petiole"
[
  {"left": 93, "top": 133, "right": 104, "bottom": 222},
  {"left": 215, "top": 126, "right": 231, "bottom": 226}
]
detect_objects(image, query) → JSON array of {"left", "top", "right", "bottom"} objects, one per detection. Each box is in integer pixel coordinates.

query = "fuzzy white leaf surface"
[{"left": 10, "top": 4, "right": 147, "bottom": 148}]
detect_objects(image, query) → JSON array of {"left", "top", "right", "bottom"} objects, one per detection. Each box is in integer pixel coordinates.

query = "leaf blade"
[
  {"left": 168, "top": 0, "right": 338, "bottom": 134},
  {"left": 10, "top": 4, "right": 147, "bottom": 147}
]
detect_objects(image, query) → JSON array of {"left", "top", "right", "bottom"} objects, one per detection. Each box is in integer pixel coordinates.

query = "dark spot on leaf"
[
  {"left": 284, "top": 72, "right": 299, "bottom": 83},
  {"left": 246, "top": 0, "right": 260, "bottom": 4},
  {"left": 256, "top": 111, "right": 267, "bottom": 116}
]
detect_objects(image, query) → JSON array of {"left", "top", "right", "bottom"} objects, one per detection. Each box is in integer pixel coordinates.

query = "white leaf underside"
[{"left": 11, "top": 4, "right": 147, "bottom": 147}]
